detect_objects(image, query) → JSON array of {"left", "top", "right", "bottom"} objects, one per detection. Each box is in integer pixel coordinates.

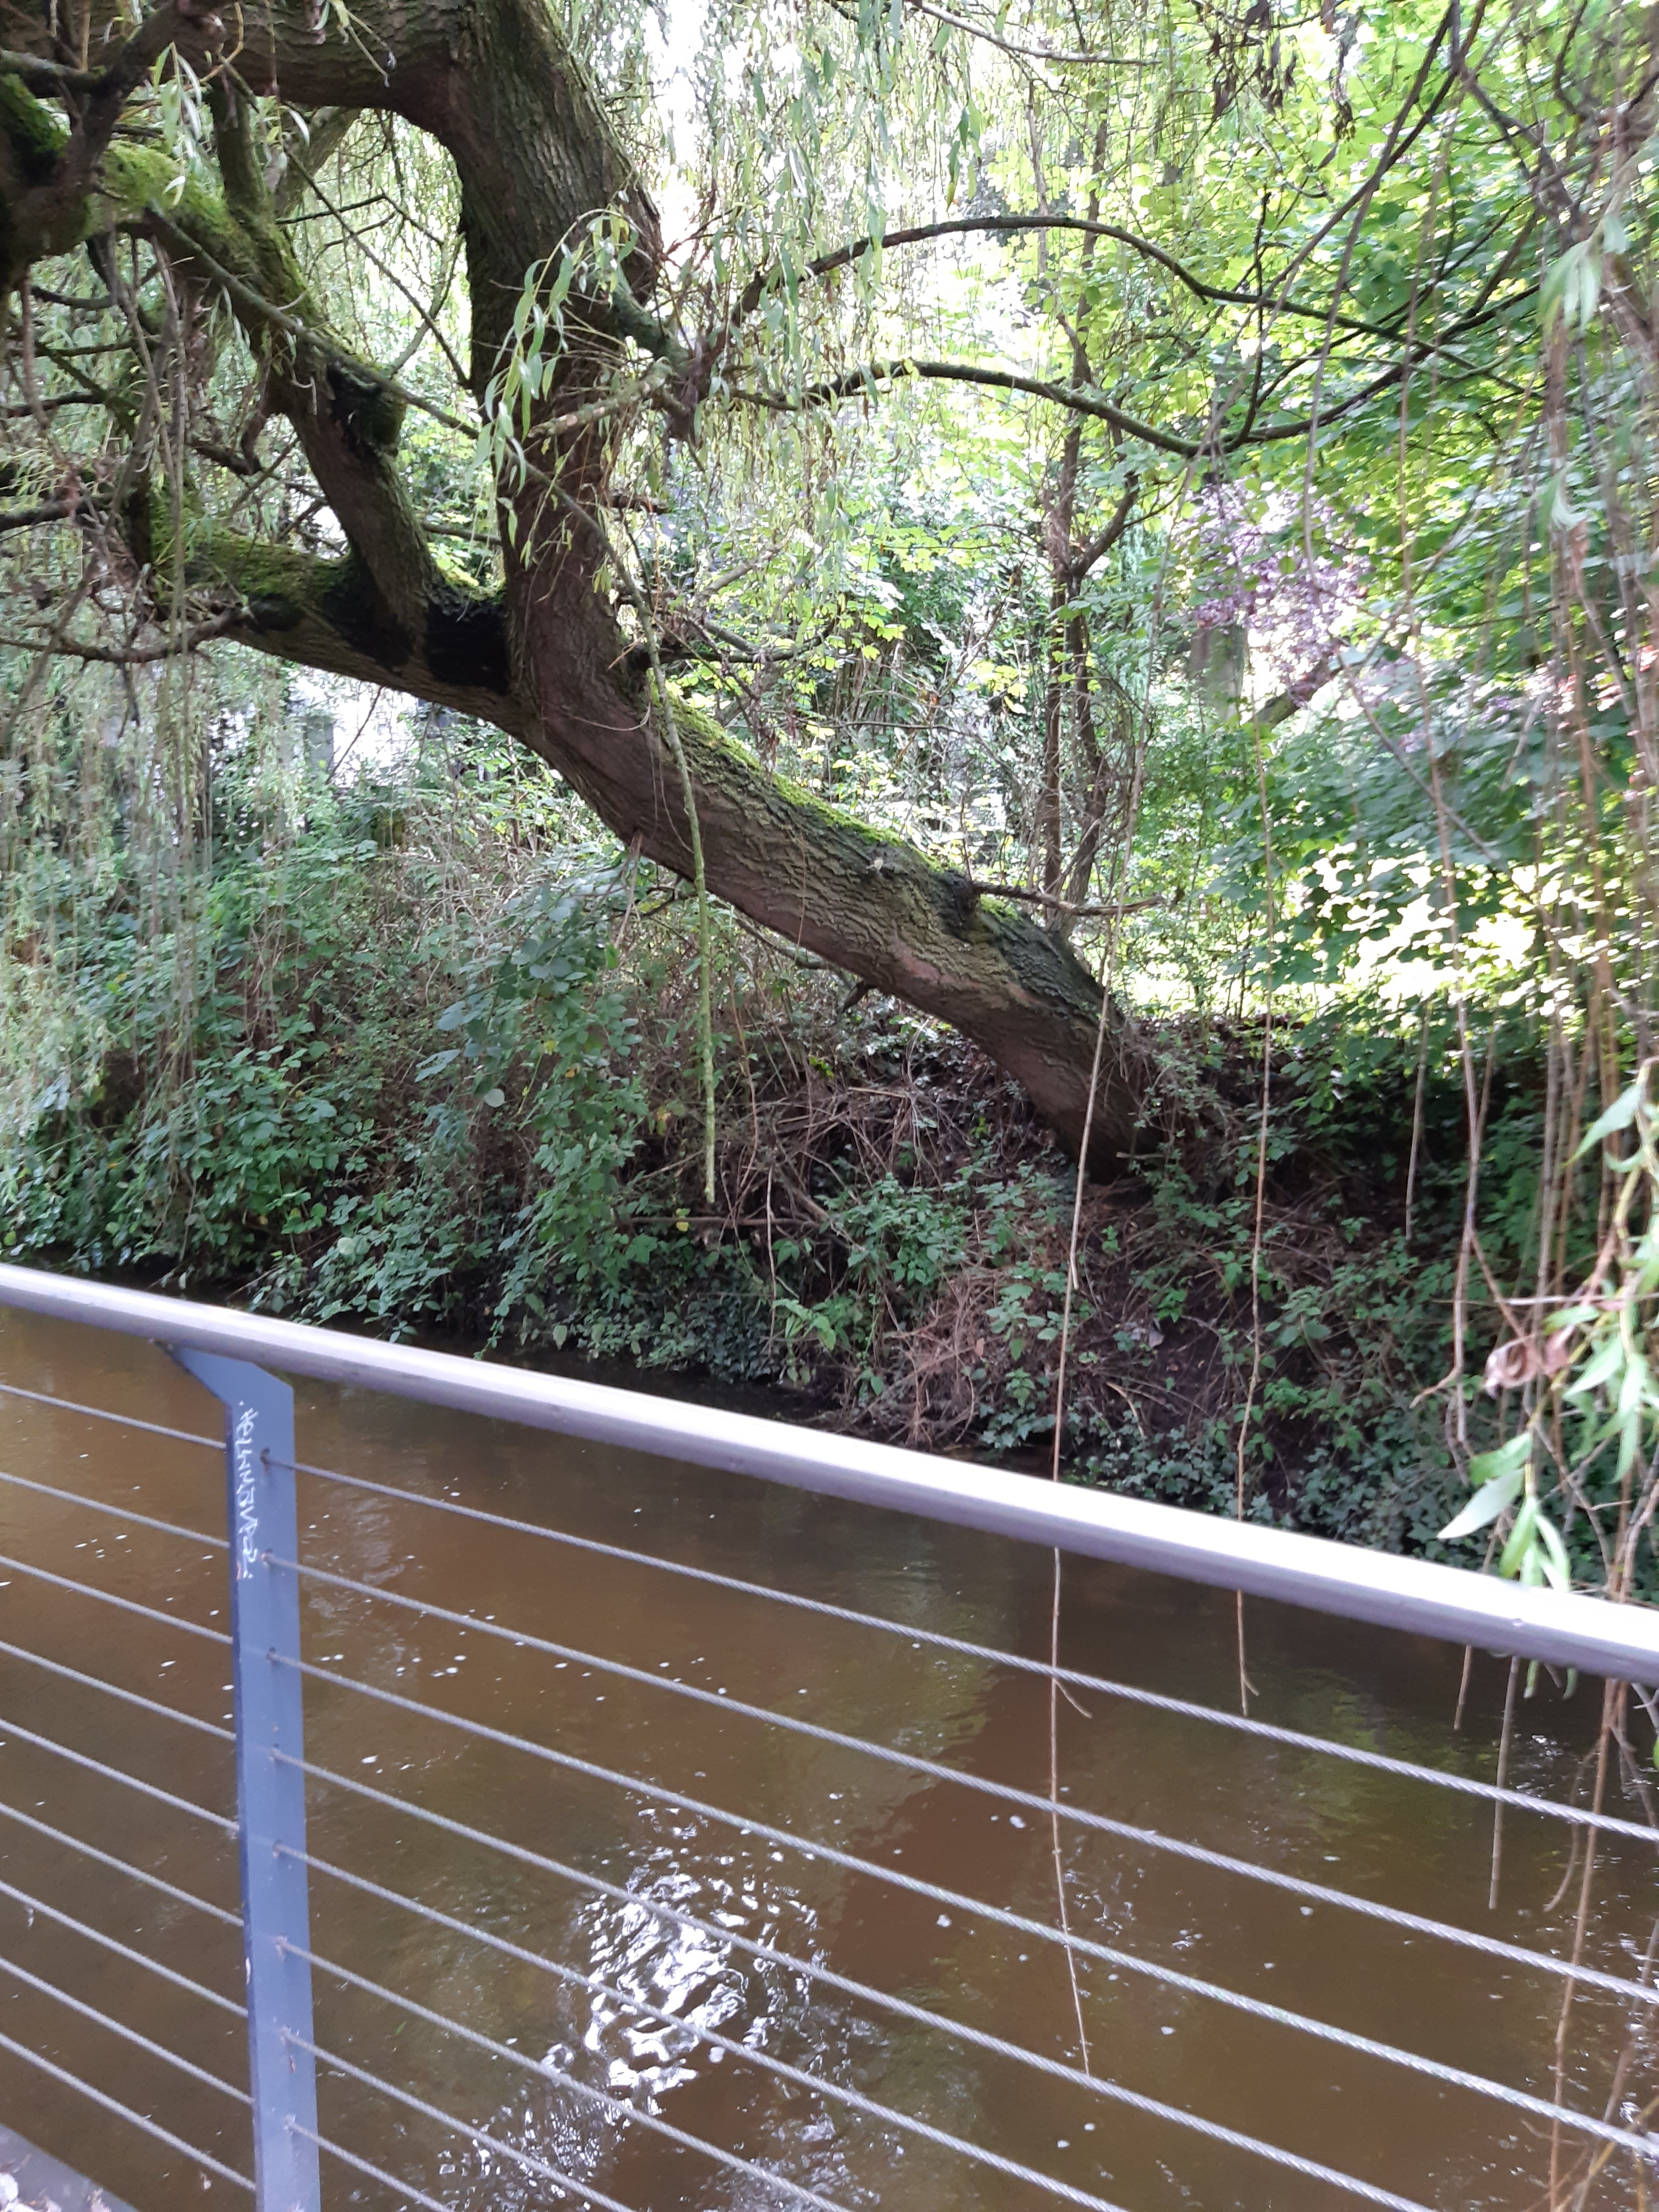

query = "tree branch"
[
  {"left": 1067, "top": 478, "right": 1138, "bottom": 583},
  {"left": 163, "top": 520, "right": 527, "bottom": 722},
  {"left": 0, "top": 48, "right": 102, "bottom": 88},
  {"left": 820, "top": 0, "right": 1146, "bottom": 69},
  {"left": 961, "top": 877, "right": 1159, "bottom": 919},
  {"left": 272, "top": 106, "right": 359, "bottom": 215},
  {"left": 796, "top": 270, "right": 1534, "bottom": 456},
  {"left": 0, "top": 608, "right": 239, "bottom": 661},
  {"left": 0, "top": 5, "right": 202, "bottom": 281},
  {"left": 0, "top": 496, "right": 98, "bottom": 533},
  {"left": 1254, "top": 659, "right": 1337, "bottom": 730},
  {"left": 141, "top": 89, "right": 453, "bottom": 657},
  {"left": 284, "top": 148, "right": 471, "bottom": 390},
  {"left": 143, "top": 204, "right": 474, "bottom": 440},
  {"left": 739, "top": 213, "right": 1452, "bottom": 345},
  {"left": 799, "top": 358, "right": 1204, "bottom": 456}
]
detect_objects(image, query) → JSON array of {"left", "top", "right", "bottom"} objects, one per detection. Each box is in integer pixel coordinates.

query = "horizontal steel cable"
[
  {"left": 289, "top": 1840, "right": 1435, "bottom": 2212},
  {"left": 0, "top": 1795, "right": 240, "bottom": 1926},
  {"left": 275, "top": 1554, "right": 1659, "bottom": 2010},
  {"left": 294, "top": 1905, "right": 1129, "bottom": 2212},
  {"left": 292, "top": 1945, "right": 1135, "bottom": 2212},
  {"left": 284, "top": 1456, "right": 1658, "bottom": 1846},
  {"left": 301, "top": 2126, "right": 467, "bottom": 2212},
  {"left": 0, "top": 1708, "right": 237, "bottom": 1833},
  {"left": 0, "top": 1463, "right": 227, "bottom": 1548},
  {"left": 279, "top": 1757, "right": 1445, "bottom": 2201},
  {"left": 296, "top": 2033, "right": 713, "bottom": 2212},
  {"left": 0, "top": 1377, "right": 220, "bottom": 1451},
  {"left": 0, "top": 2021, "right": 252, "bottom": 2190},
  {"left": 0, "top": 1636, "right": 235, "bottom": 1741},
  {"left": 0, "top": 1550, "right": 228, "bottom": 1642},
  {"left": 0, "top": 1951, "right": 249, "bottom": 2102},
  {"left": 0, "top": 1871, "right": 242, "bottom": 2017},
  {"left": 274, "top": 1656, "right": 1659, "bottom": 2162}
]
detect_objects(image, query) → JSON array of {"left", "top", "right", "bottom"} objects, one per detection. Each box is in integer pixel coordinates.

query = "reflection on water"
[{"left": 0, "top": 1305, "right": 1654, "bottom": 2212}]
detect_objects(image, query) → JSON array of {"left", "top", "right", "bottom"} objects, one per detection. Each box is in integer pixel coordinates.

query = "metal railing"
[{"left": 0, "top": 1258, "right": 1656, "bottom": 2212}]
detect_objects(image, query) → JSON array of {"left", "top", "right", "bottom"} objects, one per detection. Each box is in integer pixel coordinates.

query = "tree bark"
[{"left": 0, "top": 0, "right": 1151, "bottom": 1159}]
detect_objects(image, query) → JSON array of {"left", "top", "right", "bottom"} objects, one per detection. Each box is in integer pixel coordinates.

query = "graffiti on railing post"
[{"left": 173, "top": 1349, "right": 320, "bottom": 2212}]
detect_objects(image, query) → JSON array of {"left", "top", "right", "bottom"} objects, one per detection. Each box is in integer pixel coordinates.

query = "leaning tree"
[{"left": 0, "top": 0, "right": 1538, "bottom": 1156}]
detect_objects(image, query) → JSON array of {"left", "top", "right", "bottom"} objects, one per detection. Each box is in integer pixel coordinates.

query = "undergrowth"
[{"left": 0, "top": 766, "right": 1555, "bottom": 1566}]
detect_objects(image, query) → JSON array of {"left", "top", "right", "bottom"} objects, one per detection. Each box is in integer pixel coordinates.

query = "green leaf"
[
  {"left": 1441, "top": 1462, "right": 1524, "bottom": 1540},
  {"left": 1465, "top": 1433, "right": 1531, "bottom": 1487},
  {"left": 1541, "top": 240, "right": 1600, "bottom": 334},
  {"left": 1533, "top": 1512, "right": 1572, "bottom": 1593},
  {"left": 1620, "top": 1350, "right": 1652, "bottom": 1418},
  {"left": 1498, "top": 1495, "right": 1540, "bottom": 1579},
  {"left": 1618, "top": 1403, "right": 1645, "bottom": 1482},
  {"left": 1575, "top": 1078, "right": 1644, "bottom": 1158},
  {"left": 1566, "top": 1336, "right": 1624, "bottom": 1397},
  {"left": 1549, "top": 471, "right": 1584, "bottom": 532}
]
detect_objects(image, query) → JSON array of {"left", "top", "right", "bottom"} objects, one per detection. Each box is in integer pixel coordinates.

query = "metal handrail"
[
  {"left": 2, "top": 1261, "right": 1656, "bottom": 1676},
  {"left": 278, "top": 1454, "right": 1659, "bottom": 1840},
  {"left": 4, "top": 1258, "right": 1658, "bottom": 2212}
]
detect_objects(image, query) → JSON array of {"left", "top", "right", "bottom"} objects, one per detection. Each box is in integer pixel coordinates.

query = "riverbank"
[
  {"left": 2, "top": 783, "right": 1555, "bottom": 1565},
  {"left": 3, "top": 974, "right": 1514, "bottom": 1563}
]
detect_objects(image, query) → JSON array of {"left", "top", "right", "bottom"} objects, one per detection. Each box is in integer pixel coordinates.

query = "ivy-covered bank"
[{"left": 3, "top": 737, "right": 1561, "bottom": 1573}]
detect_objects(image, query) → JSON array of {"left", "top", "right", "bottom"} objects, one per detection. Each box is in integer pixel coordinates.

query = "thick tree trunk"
[
  {"left": 201, "top": 529, "right": 1144, "bottom": 1157},
  {"left": 0, "top": 0, "right": 1151, "bottom": 1160},
  {"left": 520, "top": 588, "right": 1143, "bottom": 1159}
]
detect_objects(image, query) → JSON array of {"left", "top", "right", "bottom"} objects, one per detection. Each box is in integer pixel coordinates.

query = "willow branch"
[
  {"left": 285, "top": 151, "right": 471, "bottom": 389},
  {"left": 799, "top": 359, "right": 1204, "bottom": 456},
  {"left": 143, "top": 205, "right": 477, "bottom": 441},
  {"left": 801, "top": 279, "right": 1532, "bottom": 457},
  {"left": 0, "top": 498, "right": 98, "bottom": 533},
  {"left": 0, "top": 609, "right": 239, "bottom": 661},
  {"left": 740, "top": 215, "right": 1437, "bottom": 344},
  {"left": 879, "top": 0, "right": 1146, "bottom": 67}
]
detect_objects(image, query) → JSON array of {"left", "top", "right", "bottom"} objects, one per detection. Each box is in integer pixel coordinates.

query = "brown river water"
[{"left": 0, "top": 1304, "right": 1655, "bottom": 2212}]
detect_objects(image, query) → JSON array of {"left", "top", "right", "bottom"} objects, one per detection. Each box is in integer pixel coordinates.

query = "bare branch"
[
  {"left": 1067, "top": 478, "right": 1139, "bottom": 583},
  {"left": 741, "top": 215, "right": 1417, "bottom": 342},
  {"left": 962, "top": 879, "right": 1161, "bottom": 920},
  {"left": 1254, "top": 659, "right": 1337, "bottom": 730},
  {"left": 0, "top": 609, "right": 240, "bottom": 662},
  {"left": 0, "top": 47, "right": 101, "bottom": 88},
  {"left": 735, "top": 210, "right": 1536, "bottom": 371},
  {"left": 0, "top": 496, "right": 105, "bottom": 535},
  {"left": 877, "top": 0, "right": 1144, "bottom": 67},
  {"left": 797, "top": 358, "right": 1204, "bottom": 457},
  {"left": 143, "top": 205, "right": 478, "bottom": 442},
  {"left": 285, "top": 151, "right": 471, "bottom": 390},
  {"left": 1, "top": 392, "right": 105, "bottom": 417}
]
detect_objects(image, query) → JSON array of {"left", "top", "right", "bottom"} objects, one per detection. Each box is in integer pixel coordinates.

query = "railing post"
[{"left": 173, "top": 1350, "right": 321, "bottom": 2212}]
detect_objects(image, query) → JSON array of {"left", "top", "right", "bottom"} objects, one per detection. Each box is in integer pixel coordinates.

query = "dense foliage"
[{"left": 0, "top": 699, "right": 1591, "bottom": 1578}]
